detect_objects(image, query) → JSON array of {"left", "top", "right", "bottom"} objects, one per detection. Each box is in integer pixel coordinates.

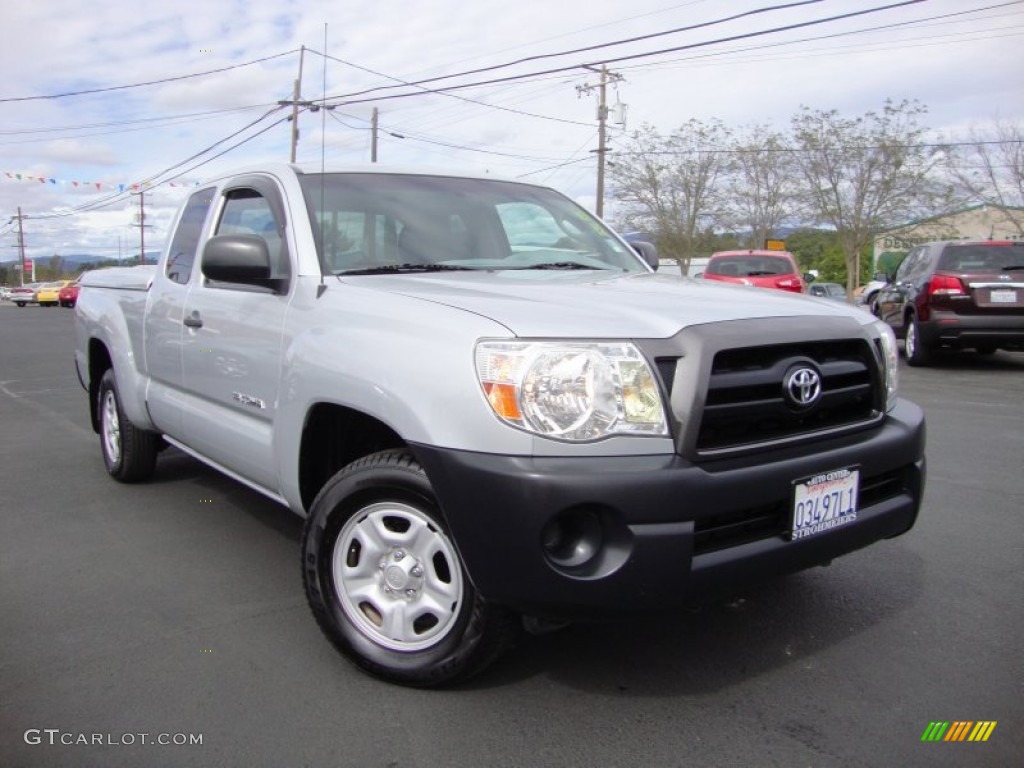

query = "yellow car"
[{"left": 35, "top": 280, "right": 73, "bottom": 307}]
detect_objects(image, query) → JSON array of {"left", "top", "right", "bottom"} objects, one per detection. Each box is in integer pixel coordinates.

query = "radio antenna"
[{"left": 315, "top": 22, "right": 328, "bottom": 298}]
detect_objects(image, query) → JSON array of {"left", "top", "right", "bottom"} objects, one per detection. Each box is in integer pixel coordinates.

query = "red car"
[
  {"left": 702, "top": 250, "right": 806, "bottom": 293},
  {"left": 59, "top": 280, "right": 81, "bottom": 308}
]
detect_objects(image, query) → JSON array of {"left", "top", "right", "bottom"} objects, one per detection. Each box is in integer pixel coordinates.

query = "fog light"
[{"left": 541, "top": 509, "right": 603, "bottom": 568}]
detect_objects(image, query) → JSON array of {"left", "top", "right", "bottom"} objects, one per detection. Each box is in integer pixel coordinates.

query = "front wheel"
[
  {"left": 302, "top": 450, "right": 515, "bottom": 687},
  {"left": 97, "top": 369, "right": 158, "bottom": 482},
  {"left": 903, "top": 315, "right": 934, "bottom": 367}
]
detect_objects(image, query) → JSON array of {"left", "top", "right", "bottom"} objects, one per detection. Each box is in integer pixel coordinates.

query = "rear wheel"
[
  {"left": 302, "top": 449, "right": 515, "bottom": 687},
  {"left": 97, "top": 369, "right": 158, "bottom": 482},
  {"left": 904, "top": 315, "right": 933, "bottom": 367}
]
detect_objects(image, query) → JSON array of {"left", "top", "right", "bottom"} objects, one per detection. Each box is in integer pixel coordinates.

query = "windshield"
[{"left": 298, "top": 173, "right": 644, "bottom": 274}]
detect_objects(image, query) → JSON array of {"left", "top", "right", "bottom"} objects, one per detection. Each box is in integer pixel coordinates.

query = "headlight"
[
  {"left": 475, "top": 341, "right": 668, "bottom": 441},
  {"left": 874, "top": 321, "right": 899, "bottom": 411}
]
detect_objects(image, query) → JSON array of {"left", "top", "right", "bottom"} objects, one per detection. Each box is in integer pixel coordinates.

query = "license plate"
[
  {"left": 791, "top": 467, "right": 859, "bottom": 540},
  {"left": 990, "top": 289, "right": 1017, "bottom": 304}
]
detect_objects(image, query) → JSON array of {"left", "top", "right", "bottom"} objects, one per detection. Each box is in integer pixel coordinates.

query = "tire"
[
  {"left": 903, "top": 314, "right": 933, "bottom": 367},
  {"left": 302, "top": 449, "right": 515, "bottom": 687},
  {"left": 97, "top": 369, "right": 158, "bottom": 482},
  {"left": 16, "top": 301, "right": 25, "bottom": 307}
]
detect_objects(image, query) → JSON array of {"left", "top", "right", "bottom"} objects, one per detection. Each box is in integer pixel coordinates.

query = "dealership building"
[{"left": 873, "top": 204, "right": 1024, "bottom": 272}]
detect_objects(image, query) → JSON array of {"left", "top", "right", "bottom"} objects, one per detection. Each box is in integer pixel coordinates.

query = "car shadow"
[
  {"left": 468, "top": 548, "right": 925, "bottom": 695},
  {"left": 148, "top": 447, "right": 303, "bottom": 543}
]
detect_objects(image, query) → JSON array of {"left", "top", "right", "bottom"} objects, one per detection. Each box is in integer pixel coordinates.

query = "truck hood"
[{"left": 343, "top": 270, "right": 869, "bottom": 338}]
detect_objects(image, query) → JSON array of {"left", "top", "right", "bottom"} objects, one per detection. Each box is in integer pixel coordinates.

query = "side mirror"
[
  {"left": 202, "top": 234, "right": 285, "bottom": 293},
  {"left": 873, "top": 271, "right": 889, "bottom": 283},
  {"left": 631, "top": 241, "right": 659, "bottom": 271},
  {"left": 803, "top": 273, "right": 815, "bottom": 283}
]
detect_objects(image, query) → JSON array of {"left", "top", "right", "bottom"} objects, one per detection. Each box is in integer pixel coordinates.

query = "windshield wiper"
[
  {"left": 338, "top": 263, "right": 475, "bottom": 275},
  {"left": 510, "top": 262, "right": 607, "bottom": 270}
]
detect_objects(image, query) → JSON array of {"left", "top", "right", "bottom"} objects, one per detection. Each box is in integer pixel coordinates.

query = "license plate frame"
[{"left": 791, "top": 467, "right": 859, "bottom": 541}]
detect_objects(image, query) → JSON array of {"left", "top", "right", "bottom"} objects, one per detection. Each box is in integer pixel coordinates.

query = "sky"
[{"left": 1, "top": 0, "right": 1022, "bottom": 268}]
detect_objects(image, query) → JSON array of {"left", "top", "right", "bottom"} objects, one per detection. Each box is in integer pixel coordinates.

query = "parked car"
[
  {"left": 9, "top": 283, "right": 40, "bottom": 307},
  {"left": 59, "top": 280, "right": 81, "bottom": 308},
  {"left": 807, "top": 282, "right": 848, "bottom": 301},
  {"left": 854, "top": 278, "right": 887, "bottom": 310},
  {"left": 35, "top": 280, "right": 73, "bottom": 307},
  {"left": 874, "top": 240, "right": 1024, "bottom": 365},
  {"left": 701, "top": 250, "right": 806, "bottom": 293}
]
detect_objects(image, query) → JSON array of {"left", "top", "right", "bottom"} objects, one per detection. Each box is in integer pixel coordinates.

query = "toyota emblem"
[{"left": 783, "top": 366, "right": 822, "bottom": 408}]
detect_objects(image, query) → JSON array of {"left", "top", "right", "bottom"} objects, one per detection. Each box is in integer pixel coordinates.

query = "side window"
[
  {"left": 894, "top": 248, "right": 921, "bottom": 281},
  {"left": 212, "top": 188, "right": 290, "bottom": 281},
  {"left": 165, "top": 187, "right": 215, "bottom": 285}
]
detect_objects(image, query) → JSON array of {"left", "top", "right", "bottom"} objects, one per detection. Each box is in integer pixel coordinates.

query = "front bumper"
[{"left": 412, "top": 399, "right": 925, "bottom": 619}]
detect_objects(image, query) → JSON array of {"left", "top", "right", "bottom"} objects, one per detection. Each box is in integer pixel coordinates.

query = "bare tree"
[
  {"left": 724, "top": 124, "right": 802, "bottom": 248},
  {"left": 946, "top": 118, "right": 1024, "bottom": 237},
  {"left": 790, "top": 99, "right": 945, "bottom": 294},
  {"left": 610, "top": 119, "right": 733, "bottom": 275}
]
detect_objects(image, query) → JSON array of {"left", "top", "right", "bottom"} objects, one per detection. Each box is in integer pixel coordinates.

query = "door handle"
[{"left": 183, "top": 311, "right": 203, "bottom": 328}]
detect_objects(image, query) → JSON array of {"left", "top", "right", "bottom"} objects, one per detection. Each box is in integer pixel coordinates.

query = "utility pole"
[
  {"left": 16, "top": 207, "right": 27, "bottom": 285},
  {"left": 130, "top": 190, "right": 151, "bottom": 264},
  {"left": 289, "top": 46, "right": 305, "bottom": 163},
  {"left": 577, "top": 65, "right": 623, "bottom": 219},
  {"left": 371, "top": 107, "right": 379, "bottom": 163}
]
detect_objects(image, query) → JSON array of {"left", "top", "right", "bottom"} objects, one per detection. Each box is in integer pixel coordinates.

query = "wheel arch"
[
  {"left": 297, "top": 402, "right": 407, "bottom": 512},
  {"left": 87, "top": 338, "right": 114, "bottom": 433}
]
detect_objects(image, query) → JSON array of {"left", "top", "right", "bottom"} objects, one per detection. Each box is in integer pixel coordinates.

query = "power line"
[
  {"left": 317, "top": 1, "right": 928, "bottom": 108},
  {"left": 0, "top": 49, "right": 300, "bottom": 103},
  {"left": 617, "top": 1, "right": 1024, "bottom": 74},
  {"left": 25, "top": 106, "right": 288, "bottom": 219},
  {"left": 608, "top": 138, "right": 1024, "bottom": 157},
  {"left": 306, "top": 48, "right": 593, "bottom": 128},
  {"left": 317, "top": 0, "right": 827, "bottom": 104},
  {"left": 0, "top": 103, "right": 278, "bottom": 137}
]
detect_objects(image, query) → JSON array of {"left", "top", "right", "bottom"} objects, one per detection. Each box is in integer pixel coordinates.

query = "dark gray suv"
[{"left": 874, "top": 240, "right": 1024, "bottom": 365}]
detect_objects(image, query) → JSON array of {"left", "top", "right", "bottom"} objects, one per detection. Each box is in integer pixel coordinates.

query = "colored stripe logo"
[{"left": 921, "top": 721, "right": 997, "bottom": 742}]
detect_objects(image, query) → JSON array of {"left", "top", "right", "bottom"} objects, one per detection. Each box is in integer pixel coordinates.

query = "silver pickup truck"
[{"left": 76, "top": 164, "right": 925, "bottom": 686}]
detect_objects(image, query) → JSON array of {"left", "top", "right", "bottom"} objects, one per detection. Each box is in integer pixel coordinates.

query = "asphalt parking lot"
[{"left": 1, "top": 303, "right": 1021, "bottom": 768}]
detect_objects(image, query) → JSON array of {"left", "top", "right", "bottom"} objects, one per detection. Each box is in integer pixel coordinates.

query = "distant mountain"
[{"left": 1, "top": 251, "right": 160, "bottom": 268}]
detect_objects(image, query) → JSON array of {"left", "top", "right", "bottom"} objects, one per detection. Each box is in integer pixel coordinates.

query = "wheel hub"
[{"left": 379, "top": 549, "right": 424, "bottom": 598}]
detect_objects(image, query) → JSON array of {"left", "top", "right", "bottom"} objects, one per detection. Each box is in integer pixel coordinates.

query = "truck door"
[
  {"left": 179, "top": 175, "right": 292, "bottom": 491},
  {"left": 143, "top": 186, "right": 216, "bottom": 438}
]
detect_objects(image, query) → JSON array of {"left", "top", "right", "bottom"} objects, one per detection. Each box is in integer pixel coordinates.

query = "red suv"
[
  {"left": 874, "top": 240, "right": 1024, "bottom": 365},
  {"left": 702, "top": 250, "right": 805, "bottom": 293}
]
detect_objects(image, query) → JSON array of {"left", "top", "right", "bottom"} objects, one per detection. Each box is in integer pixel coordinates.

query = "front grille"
[{"left": 696, "top": 339, "right": 880, "bottom": 454}]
